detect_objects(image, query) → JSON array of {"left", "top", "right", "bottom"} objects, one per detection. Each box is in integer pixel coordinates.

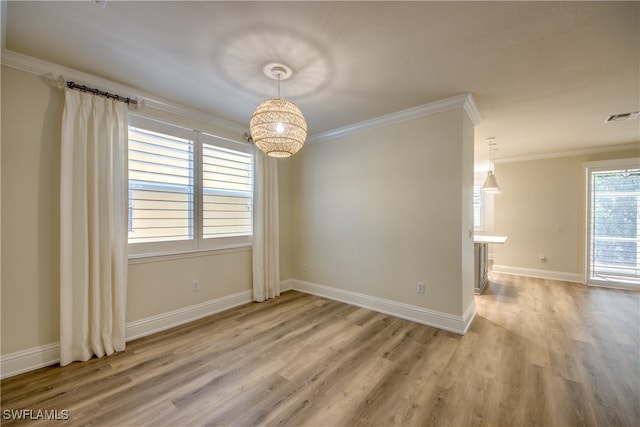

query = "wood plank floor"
[{"left": 2, "top": 274, "right": 639, "bottom": 426}]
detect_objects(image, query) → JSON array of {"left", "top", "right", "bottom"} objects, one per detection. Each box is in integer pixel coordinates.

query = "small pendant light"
[{"left": 482, "top": 137, "right": 501, "bottom": 193}]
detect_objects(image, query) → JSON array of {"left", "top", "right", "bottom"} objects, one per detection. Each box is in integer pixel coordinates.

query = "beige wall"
[
  {"left": 14, "top": 51, "right": 635, "bottom": 358},
  {"left": 1, "top": 66, "right": 62, "bottom": 353},
  {"left": 1, "top": 66, "right": 253, "bottom": 355},
  {"left": 278, "top": 158, "right": 294, "bottom": 281},
  {"left": 492, "top": 148, "right": 639, "bottom": 279},
  {"left": 127, "top": 250, "right": 251, "bottom": 322},
  {"left": 289, "top": 108, "right": 474, "bottom": 316},
  {"left": 460, "top": 111, "right": 475, "bottom": 312}
]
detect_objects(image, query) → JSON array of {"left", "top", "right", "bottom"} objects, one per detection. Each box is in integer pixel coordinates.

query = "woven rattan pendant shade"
[
  {"left": 250, "top": 98, "right": 307, "bottom": 158},
  {"left": 249, "top": 63, "right": 307, "bottom": 158}
]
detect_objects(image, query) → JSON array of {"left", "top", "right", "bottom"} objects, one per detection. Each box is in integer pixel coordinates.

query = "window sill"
[{"left": 128, "top": 244, "right": 252, "bottom": 265}]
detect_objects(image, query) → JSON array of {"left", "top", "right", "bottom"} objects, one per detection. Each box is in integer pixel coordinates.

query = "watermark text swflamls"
[{"left": 2, "top": 409, "right": 70, "bottom": 421}]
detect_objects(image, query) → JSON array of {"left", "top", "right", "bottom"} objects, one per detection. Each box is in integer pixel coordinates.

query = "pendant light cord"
[
  {"left": 277, "top": 73, "right": 281, "bottom": 99},
  {"left": 490, "top": 144, "right": 494, "bottom": 173},
  {"left": 487, "top": 137, "right": 497, "bottom": 173},
  {"left": 269, "top": 65, "right": 287, "bottom": 99}
]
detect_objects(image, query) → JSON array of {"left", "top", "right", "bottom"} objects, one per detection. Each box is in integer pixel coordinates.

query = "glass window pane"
[
  {"left": 589, "top": 168, "right": 640, "bottom": 284},
  {"left": 202, "top": 144, "right": 253, "bottom": 239},
  {"left": 128, "top": 127, "right": 194, "bottom": 244}
]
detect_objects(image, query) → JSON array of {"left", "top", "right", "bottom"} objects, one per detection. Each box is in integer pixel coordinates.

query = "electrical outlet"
[
  {"left": 417, "top": 281, "right": 425, "bottom": 294},
  {"left": 192, "top": 280, "right": 200, "bottom": 292}
]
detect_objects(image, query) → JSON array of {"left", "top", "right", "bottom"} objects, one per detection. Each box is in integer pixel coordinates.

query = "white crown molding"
[
  {"left": 290, "top": 279, "right": 475, "bottom": 335},
  {"left": 0, "top": 48, "right": 248, "bottom": 136},
  {"left": 2, "top": 48, "right": 485, "bottom": 145},
  {"left": 495, "top": 142, "right": 640, "bottom": 164},
  {"left": 462, "top": 94, "right": 483, "bottom": 127},
  {"left": 308, "top": 93, "right": 482, "bottom": 144}
]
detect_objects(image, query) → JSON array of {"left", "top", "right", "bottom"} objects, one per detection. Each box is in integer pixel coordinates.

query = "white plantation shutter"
[
  {"left": 473, "top": 185, "right": 482, "bottom": 229},
  {"left": 202, "top": 143, "right": 253, "bottom": 239},
  {"left": 128, "top": 127, "right": 194, "bottom": 244},
  {"left": 128, "top": 116, "right": 253, "bottom": 256}
]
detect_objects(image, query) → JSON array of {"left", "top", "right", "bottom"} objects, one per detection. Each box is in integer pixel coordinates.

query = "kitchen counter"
[
  {"left": 474, "top": 235, "right": 507, "bottom": 294},
  {"left": 474, "top": 235, "right": 508, "bottom": 245}
]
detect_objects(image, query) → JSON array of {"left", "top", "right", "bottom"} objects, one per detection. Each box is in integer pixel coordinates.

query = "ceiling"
[{"left": 2, "top": 1, "right": 639, "bottom": 169}]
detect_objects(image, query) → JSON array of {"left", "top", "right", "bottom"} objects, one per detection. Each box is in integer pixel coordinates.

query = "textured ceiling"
[{"left": 3, "top": 1, "right": 639, "bottom": 168}]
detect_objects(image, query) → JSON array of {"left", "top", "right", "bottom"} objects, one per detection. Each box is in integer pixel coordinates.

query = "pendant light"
[
  {"left": 482, "top": 137, "right": 501, "bottom": 194},
  {"left": 249, "top": 64, "right": 307, "bottom": 158}
]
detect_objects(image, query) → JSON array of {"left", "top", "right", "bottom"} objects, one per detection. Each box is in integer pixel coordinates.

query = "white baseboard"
[
  {"left": 125, "top": 290, "right": 252, "bottom": 341},
  {"left": 291, "top": 279, "right": 475, "bottom": 335},
  {"left": 492, "top": 265, "right": 584, "bottom": 283},
  {"left": 1, "top": 290, "right": 253, "bottom": 379},
  {"left": 280, "top": 278, "right": 294, "bottom": 292},
  {"left": 1, "top": 281, "right": 478, "bottom": 379},
  {"left": 0, "top": 342, "right": 61, "bottom": 380},
  {"left": 462, "top": 299, "right": 477, "bottom": 334}
]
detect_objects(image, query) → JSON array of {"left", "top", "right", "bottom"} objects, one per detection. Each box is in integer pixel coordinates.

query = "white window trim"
[
  {"left": 127, "top": 114, "right": 253, "bottom": 258},
  {"left": 584, "top": 157, "right": 640, "bottom": 290},
  {"left": 128, "top": 245, "right": 252, "bottom": 265}
]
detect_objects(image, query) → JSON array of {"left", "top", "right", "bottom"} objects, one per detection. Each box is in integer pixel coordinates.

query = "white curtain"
[
  {"left": 252, "top": 148, "right": 280, "bottom": 302},
  {"left": 59, "top": 89, "right": 128, "bottom": 366}
]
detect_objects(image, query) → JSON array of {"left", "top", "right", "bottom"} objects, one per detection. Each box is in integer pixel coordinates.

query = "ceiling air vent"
[{"left": 605, "top": 111, "right": 640, "bottom": 122}]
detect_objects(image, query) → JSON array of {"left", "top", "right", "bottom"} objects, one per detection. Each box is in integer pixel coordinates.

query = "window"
[
  {"left": 128, "top": 115, "right": 253, "bottom": 256},
  {"left": 473, "top": 185, "right": 483, "bottom": 230},
  {"left": 128, "top": 126, "right": 194, "bottom": 245},
  {"left": 586, "top": 158, "right": 640, "bottom": 288},
  {"left": 200, "top": 134, "right": 253, "bottom": 241}
]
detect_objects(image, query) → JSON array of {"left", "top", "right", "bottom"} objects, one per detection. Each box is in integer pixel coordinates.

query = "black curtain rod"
[{"left": 66, "top": 81, "right": 138, "bottom": 106}]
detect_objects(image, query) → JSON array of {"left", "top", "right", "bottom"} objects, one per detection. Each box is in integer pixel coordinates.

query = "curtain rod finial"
[
  {"left": 55, "top": 75, "right": 67, "bottom": 90},
  {"left": 43, "top": 74, "right": 66, "bottom": 89},
  {"left": 129, "top": 98, "right": 145, "bottom": 111}
]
